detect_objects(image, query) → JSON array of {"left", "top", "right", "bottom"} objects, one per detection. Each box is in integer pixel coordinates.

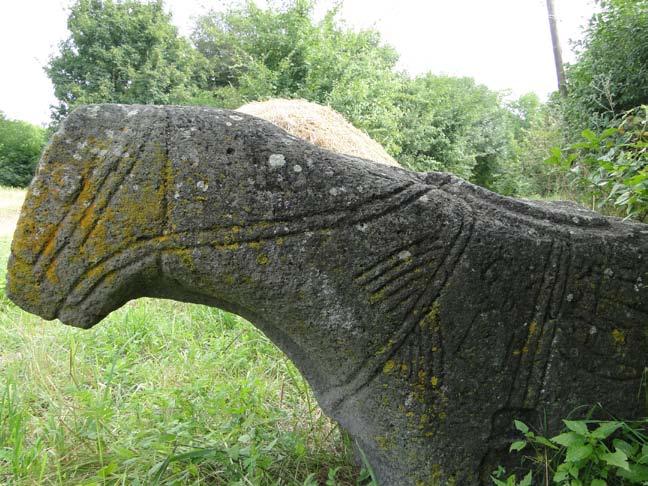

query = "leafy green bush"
[
  {"left": 190, "top": 0, "right": 404, "bottom": 155},
  {"left": 46, "top": 0, "right": 201, "bottom": 121},
  {"left": 507, "top": 94, "right": 572, "bottom": 198},
  {"left": 563, "top": 0, "right": 648, "bottom": 133},
  {"left": 0, "top": 114, "right": 46, "bottom": 187},
  {"left": 546, "top": 106, "right": 648, "bottom": 221},
  {"left": 495, "top": 418, "right": 648, "bottom": 485},
  {"left": 396, "top": 74, "right": 515, "bottom": 189}
]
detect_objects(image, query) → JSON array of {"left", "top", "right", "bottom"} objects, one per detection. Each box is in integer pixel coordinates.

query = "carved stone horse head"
[{"left": 8, "top": 105, "right": 648, "bottom": 485}]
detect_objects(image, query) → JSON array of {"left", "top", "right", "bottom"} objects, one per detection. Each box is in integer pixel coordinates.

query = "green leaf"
[
  {"left": 563, "top": 420, "right": 589, "bottom": 437},
  {"left": 533, "top": 435, "right": 559, "bottom": 449},
  {"left": 96, "top": 462, "right": 117, "bottom": 478},
  {"left": 600, "top": 449, "right": 630, "bottom": 471},
  {"left": 514, "top": 420, "right": 529, "bottom": 434},
  {"left": 519, "top": 471, "right": 532, "bottom": 486},
  {"left": 551, "top": 432, "right": 584, "bottom": 448},
  {"left": 565, "top": 443, "right": 593, "bottom": 462},
  {"left": 591, "top": 421, "right": 622, "bottom": 440},
  {"left": 612, "top": 438, "right": 638, "bottom": 458},
  {"left": 626, "top": 173, "right": 647, "bottom": 186},
  {"left": 490, "top": 475, "right": 509, "bottom": 486},
  {"left": 302, "top": 473, "right": 318, "bottom": 486},
  {"left": 590, "top": 479, "right": 606, "bottom": 486},
  {"left": 509, "top": 440, "right": 527, "bottom": 452},
  {"left": 640, "top": 444, "right": 648, "bottom": 464},
  {"left": 618, "top": 463, "right": 648, "bottom": 482},
  {"left": 601, "top": 127, "right": 619, "bottom": 139},
  {"left": 170, "top": 447, "right": 222, "bottom": 462},
  {"left": 554, "top": 468, "right": 568, "bottom": 482}
]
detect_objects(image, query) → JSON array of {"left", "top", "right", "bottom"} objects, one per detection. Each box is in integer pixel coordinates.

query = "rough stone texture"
[{"left": 7, "top": 104, "right": 648, "bottom": 485}]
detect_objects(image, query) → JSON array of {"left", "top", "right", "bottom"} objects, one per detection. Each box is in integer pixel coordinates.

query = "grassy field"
[
  {"left": 0, "top": 187, "right": 364, "bottom": 485},
  {"left": 0, "top": 187, "right": 25, "bottom": 238}
]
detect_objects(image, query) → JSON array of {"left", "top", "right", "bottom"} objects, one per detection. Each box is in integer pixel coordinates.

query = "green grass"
[
  {"left": 0, "top": 236, "right": 363, "bottom": 485},
  {"left": 0, "top": 187, "right": 24, "bottom": 238}
]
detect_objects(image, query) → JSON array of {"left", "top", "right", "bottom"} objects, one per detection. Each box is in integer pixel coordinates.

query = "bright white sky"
[{"left": 0, "top": 0, "right": 597, "bottom": 126}]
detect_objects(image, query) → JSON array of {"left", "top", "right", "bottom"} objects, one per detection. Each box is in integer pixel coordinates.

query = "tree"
[
  {"left": 508, "top": 94, "right": 571, "bottom": 197},
  {"left": 563, "top": 0, "right": 648, "bottom": 131},
  {"left": 396, "top": 74, "right": 515, "bottom": 191},
  {"left": 45, "top": 0, "right": 531, "bottom": 195},
  {"left": 190, "top": 0, "right": 404, "bottom": 154},
  {"left": 46, "top": 0, "right": 200, "bottom": 121},
  {"left": 0, "top": 113, "right": 47, "bottom": 187}
]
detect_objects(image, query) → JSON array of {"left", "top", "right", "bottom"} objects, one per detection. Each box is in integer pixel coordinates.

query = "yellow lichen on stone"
[
  {"left": 6, "top": 257, "right": 41, "bottom": 308},
  {"left": 45, "top": 260, "right": 59, "bottom": 285},
  {"left": 419, "top": 301, "right": 441, "bottom": 331},
  {"left": 383, "top": 359, "right": 397, "bottom": 374},
  {"left": 369, "top": 289, "right": 385, "bottom": 304},
  {"left": 175, "top": 249, "right": 196, "bottom": 271},
  {"left": 375, "top": 339, "right": 395, "bottom": 356},
  {"left": 529, "top": 321, "right": 538, "bottom": 335},
  {"left": 611, "top": 328, "right": 626, "bottom": 346},
  {"left": 374, "top": 434, "right": 394, "bottom": 451},
  {"left": 213, "top": 242, "right": 240, "bottom": 252},
  {"left": 256, "top": 253, "right": 270, "bottom": 265}
]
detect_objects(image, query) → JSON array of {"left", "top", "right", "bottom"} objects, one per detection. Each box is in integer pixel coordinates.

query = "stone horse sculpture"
[{"left": 7, "top": 105, "right": 648, "bottom": 485}]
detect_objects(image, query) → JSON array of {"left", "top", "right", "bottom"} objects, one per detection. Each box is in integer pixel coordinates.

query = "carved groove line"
[
  {"left": 436, "top": 183, "right": 596, "bottom": 241},
  {"left": 527, "top": 238, "right": 572, "bottom": 407},
  {"left": 30, "top": 134, "right": 124, "bottom": 261},
  {"left": 54, "top": 184, "right": 433, "bottom": 314},
  {"left": 324, "top": 201, "right": 475, "bottom": 412},
  {"left": 508, "top": 240, "right": 559, "bottom": 407},
  {"left": 353, "top": 232, "right": 438, "bottom": 285},
  {"left": 366, "top": 242, "right": 447, "bottom": 297},
  {"left": 505, "top": 240, "right": 555, "bottom": 407},
  {"left": 519, "top": 242, "right": 563, "bottom": 407},
  {"left": 246, "top": 182, "right": 415, "bottom": 226},
  {"left": 35, "top": 139, "right": 147, "bottom": 277}
]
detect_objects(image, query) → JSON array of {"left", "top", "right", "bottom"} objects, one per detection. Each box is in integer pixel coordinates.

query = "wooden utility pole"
[{"left": 546, "top": 0, "right": 568, "bottom": 95}]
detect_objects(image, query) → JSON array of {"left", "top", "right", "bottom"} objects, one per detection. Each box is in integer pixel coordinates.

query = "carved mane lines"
[
  {"left": 330, "top": 202, "right": 475, "bottom": 405},
  {"left": 55, "top": 181, "right": 432, "bottom": 313},
  {"left": 34, "top": 140, "right": 146, "bottom": 278},
  {"left": 508, "top": 238, "right": 571, "bottom": 409}
]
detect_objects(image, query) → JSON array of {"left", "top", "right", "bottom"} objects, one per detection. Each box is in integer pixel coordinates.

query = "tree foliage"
[
  {"left": 46, "top": 0, "right": 199, "bottom": 121},
  {"left": 563, "top": 0, "right": 648, "bottom": 132},
  {"left": 0, "top": 113, "right": 46, "bottom": 187},
  {"left": 507, "top": 94, "right": 572, "bottom": 197},
  {"left": 397, "top": 75, "right": 516, "bottom": 192},
  {"left": 43, "top": 0, "right": 561, "bottom": 196},
  {"left": 190, "top": 0, "right": 403, "bottom": 154},
  {"left": 547, "top": 105, "right": 648, "bottom": 222},
  {"left": 544, "top": 0, "right": 648, "bottom": 219}
]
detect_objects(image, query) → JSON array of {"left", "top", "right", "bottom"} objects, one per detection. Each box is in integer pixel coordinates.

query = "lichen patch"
[{"left": 268, "top": 154, "right": 286, "bottom": 168}]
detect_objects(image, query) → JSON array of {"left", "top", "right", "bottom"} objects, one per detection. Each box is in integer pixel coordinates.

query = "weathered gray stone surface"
[{"left": 7, "top": 104, "right": 648, "bottom": 485}]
